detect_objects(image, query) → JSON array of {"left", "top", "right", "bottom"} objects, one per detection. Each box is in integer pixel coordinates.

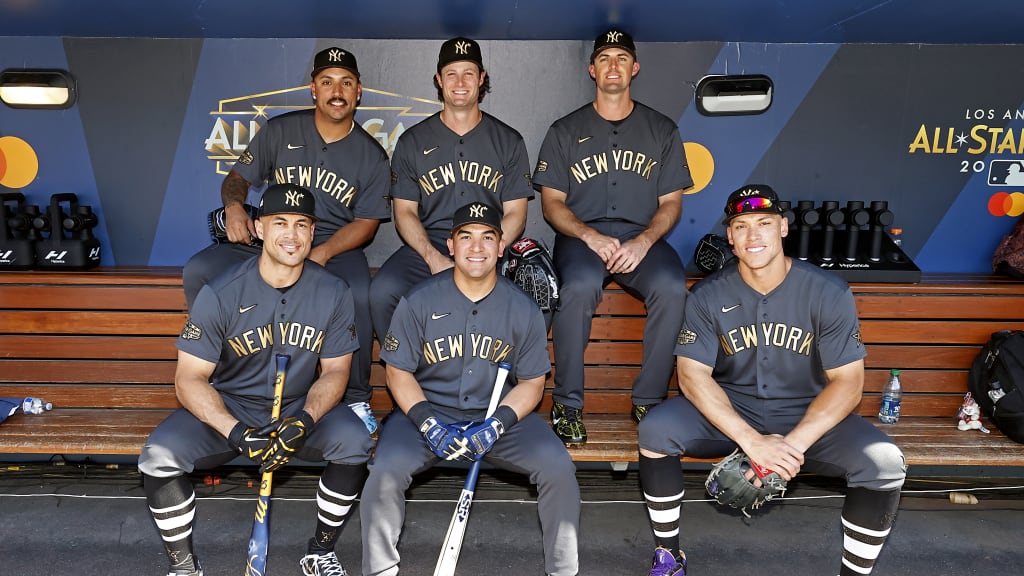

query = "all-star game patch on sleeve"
[{"left": 176, "top": 284, "right": 227, "bottom": 364}]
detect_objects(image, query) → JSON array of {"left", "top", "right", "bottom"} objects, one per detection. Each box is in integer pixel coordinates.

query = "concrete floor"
[{"left": 1, "top": 460, "right": 1022, "bottom": 575}]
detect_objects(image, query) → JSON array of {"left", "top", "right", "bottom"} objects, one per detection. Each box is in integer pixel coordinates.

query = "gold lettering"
[
  {"left": 908, "top": 125, "right": 930, "bottom": 154},
  {"left": 797, "top": 332, "right": 815, "bottom": 355},
  {"left": 738, "top": 324, "right": 758, "bottom": 350},
  {"left": 228, "top": 337, "right": 248, "bottom": 357}
]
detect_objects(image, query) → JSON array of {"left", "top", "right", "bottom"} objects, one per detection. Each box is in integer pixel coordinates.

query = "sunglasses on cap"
[{"left": 726, "top": 196, "right": 776, "bottom": 216}]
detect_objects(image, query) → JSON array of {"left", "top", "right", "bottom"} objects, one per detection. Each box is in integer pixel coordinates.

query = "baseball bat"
[
  {"left": 432, "top": 361, "right": 511, "bottom": 576},
  {"left": 244, "top": 353, "right": 290, "bottom": 576}
]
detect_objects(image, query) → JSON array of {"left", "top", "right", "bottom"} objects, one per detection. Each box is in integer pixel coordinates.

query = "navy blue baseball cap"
[
  {"left": 591, "top": 29, "right": 636, "bottom": 62},
  {"left": 259, "top": 184, "right": 318, "bottom": 221},
  {"left": 723, "top": 184, "right": 784, "bottom": 224},
  {"left": 437, "top": 37, "right": 484, "bottom": 72},
  {"left": 452, "top": 201, "right": 501, "bottom": 234},
  {"left": 311, "top": 46, "right": 360, "bottom": 79}
]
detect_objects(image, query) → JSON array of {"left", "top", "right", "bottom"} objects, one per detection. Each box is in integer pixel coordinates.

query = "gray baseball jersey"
[
  {"left": 179, "top": 257, "right": 358, "bottom": 410},
  {"left": 675, "top": 259, "right": 866, "bottom": 400},
  {"left": 380, "top": 270, "right": 549, "bottom": 420},
  {"left": 532, "top": 102, "right": 692, "bottom": 225},
  {"left": 233, "top": 109, "right": 391, "bottom": 243},
  {"left": 390, "top": 111, "right": 534, "bottom": 234}
]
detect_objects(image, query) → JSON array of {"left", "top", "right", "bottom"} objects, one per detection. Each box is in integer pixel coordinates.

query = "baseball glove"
[
  {"left": 502, "top": 237, "right": 559, "bottom": 312},
  {"left": 208, "top": 203, "right": 261, "bottom": 245},
  {"left": 693, "top": 233, "right": 736, "bottom": 274},
  {"left": 705, "top": 449, "right": 787, "bottom": 517}
]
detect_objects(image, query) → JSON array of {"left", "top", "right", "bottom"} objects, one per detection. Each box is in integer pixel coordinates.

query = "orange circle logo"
[
  {"left": 0, "top": 136, "right": 39, "bottom": 188},
  {"left": 989, "top": 191, "right": 1024, "bottom": 217}
]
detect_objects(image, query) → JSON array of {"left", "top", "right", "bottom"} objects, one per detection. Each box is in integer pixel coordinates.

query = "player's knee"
[
  {"left": 852, "top": 441, "right": 907, "bottom": 490},
  {"left": 557, "top": 275, "right": 603, "bottom": 307},
  {"left": 138, "top": 443, "right": 187, "bottom": 478}
]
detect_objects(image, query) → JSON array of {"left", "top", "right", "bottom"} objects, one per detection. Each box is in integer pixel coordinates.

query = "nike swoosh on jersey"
[
  {"left": 423, "top": 146, "right": 439, "bottom": 155},
  {"left": 577, "top": 136, "right": 592, "bottom": 143},
  {"left": 431, "top": 312, "right": 450, "bottom": 320},
  {"left": 239, "top": 304, "right": 258, "bottom": 313},
  {"left": 287, "top": 144, "right": 304, "bottom": 150},
  {"left": 721, "top": 304, "right": 741, "bottom": 313}
]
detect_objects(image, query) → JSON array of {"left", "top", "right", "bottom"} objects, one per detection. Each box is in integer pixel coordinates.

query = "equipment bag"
[
  {"left": 968, "top": 330, "right": 1024, "bottom": 443},
  {"left": 993, "top": 216, "right": 1024, "bottom": 279}
]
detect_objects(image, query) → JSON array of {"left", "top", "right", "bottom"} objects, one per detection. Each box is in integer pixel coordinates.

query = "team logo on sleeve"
[
  {"left": 851, "top": 329, "right": 863, "bottom": 347},
  {"left": 535, "top": 160, "right": 548, "bottom": 173},
  {"left": 384, "top": 332, "right": 400, "bottom": 352},
  {"left": 391, "top": 171, "right": 399, "bottom": 185},
  {"left": 181, "top": 319, "right": 202, "bottom": 341},
  {"left": 348, "top": 323, "right": 357, "bottom": 341},
  {"left": 677, "top": 328, "right": 697, "bottom": 346},
  {"left": 237, "top": 150, "right": 254, "bottom": 165}
]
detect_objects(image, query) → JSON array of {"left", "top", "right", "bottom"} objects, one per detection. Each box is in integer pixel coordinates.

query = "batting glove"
[
  {"left": 227, "top": 421, "right": 274, "bottom": 464},
  {"left": 420, "top": 417, "right": 473, "bottom": 462},
  {"left": 463, "top": 406, "right": 519, "bottom": 461},
  {"left": 258, "top": 411, "right": 315, "bottom": 473}
]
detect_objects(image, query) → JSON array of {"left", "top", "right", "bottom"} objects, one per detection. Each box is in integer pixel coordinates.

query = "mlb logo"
[{"left": 988, "top": 160, "right": 1024, "bottom": 186}]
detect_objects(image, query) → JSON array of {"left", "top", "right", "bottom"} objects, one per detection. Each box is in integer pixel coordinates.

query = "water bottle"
[
  {"left": 21, "top": 397, "right": 53, "bottom": 415},
  {"left": 878, "top": 369, "right": 902, "bottom": 424}
]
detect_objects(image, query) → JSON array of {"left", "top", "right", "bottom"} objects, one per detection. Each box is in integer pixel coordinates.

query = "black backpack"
[{"left": 968, "top": 330, "right": 1024, "bottom": 443}]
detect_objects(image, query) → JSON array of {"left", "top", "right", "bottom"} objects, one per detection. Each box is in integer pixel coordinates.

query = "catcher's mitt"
[
  {"left": 502, "top": 237, "right": 559, "bottom": 312},
  {"left": 705, "top": 449, "right": 787, "bottom": 517},
  {"left": 208, "top": 203, "right": 261, "bottom": 245}
]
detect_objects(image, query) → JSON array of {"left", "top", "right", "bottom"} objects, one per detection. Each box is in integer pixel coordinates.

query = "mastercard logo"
[
  {"left": 0, "top": 136, "right": 39, "bottom": 189},
  {"left": 989, "top": 192, "right": 1024, "bottom": 217}
]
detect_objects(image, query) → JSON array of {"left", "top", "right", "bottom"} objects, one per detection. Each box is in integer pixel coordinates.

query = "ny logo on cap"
[
  {"left": 469, "top": 203, "right": 488, "bottom": 218},
  {"left": 285, "top": 190, "right": 305, "bottom": 207},
  {"left": 328, "top": 49, "right": 346, "bottom": 62},
  {"left": 606, "top": 31, "right": 623, "bottom": 43},
  {"left": 455, "top": 40, "right": 472, "bottom": 55}
]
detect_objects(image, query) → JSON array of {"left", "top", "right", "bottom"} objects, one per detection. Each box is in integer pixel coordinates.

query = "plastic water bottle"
[
  {"left": 21, "top": 397, "right": 53, "bottom": 415},
  {"left": 878, "top": 370, "right": 902, "bottom": 424}
]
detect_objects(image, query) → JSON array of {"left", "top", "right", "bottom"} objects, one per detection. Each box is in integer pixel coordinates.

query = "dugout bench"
[{"left": 1, "top": 269, "right": 1022, "bottom": 469}]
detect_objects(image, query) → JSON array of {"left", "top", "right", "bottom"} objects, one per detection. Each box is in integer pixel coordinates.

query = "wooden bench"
[
  {"left": 2, "top": 269, "right": 1023, "bottom": 470},
  {"left": 569, "top": 275, "right": 1024, "bottom": 467}
]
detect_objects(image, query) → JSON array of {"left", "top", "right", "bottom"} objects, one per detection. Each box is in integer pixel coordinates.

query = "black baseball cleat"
[
  {"left": 166, "top": 564, "right": 203, "bottom": 576},
  {"left": 632, "top": 403, "right": 656, "bottom": 424},
  {"left": 551, "top": 401, "right": 587, "bottom": 445}
]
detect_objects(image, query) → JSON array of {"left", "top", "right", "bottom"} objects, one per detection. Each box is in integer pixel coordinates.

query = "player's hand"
[
  {"left": 426, "top": 251, "right": 455, "bottom": 275},
  {"left": 462, "top": 417, "right": 505, "bottom": 461},
  {"left": 607, "top": 236, "right": 651, "bottom": 274},
  {"left": 258, "top": 411, "right": 315, "bottom": 473},
  {"left": 581, "top": 231, "right": 620, "bottom": 264},
  {"left": 308, "top": 245, "right": 330, "bottom": 267},
  {"left": 228, "top": 421, "right": 274, "bottom": 463},
  {"left": 742, "top": 434, "right": 804, "bottom": 481},
  {"left": 420, "top": 417, "right": 473, "bottom": 462},
  {"left": 224, "top": 203, "right": 257, "bottom": 244}
]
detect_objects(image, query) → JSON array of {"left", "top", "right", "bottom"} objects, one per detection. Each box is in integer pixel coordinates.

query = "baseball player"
[
  {"left": 183, "top": 46, "right": 391, "bottom": 433},
  {"left": 139, "top": 184, "right": 374, "bottom": 576},
  {"left": 360, "top": 201, "right": 579, "bottom": 576},
  {"left": 636, "top": 185, "right": 907, "bottom": 576},
  {"left": 369, "top": 36, "right": 534, "bottom": 348},
  {"left": 532, "top": 29, "right": 692, "bottom": 445}
]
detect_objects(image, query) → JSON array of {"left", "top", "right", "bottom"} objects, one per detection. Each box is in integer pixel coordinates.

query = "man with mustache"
[{"left": 183, "top": 46, "right": 391, "bottom": 435}]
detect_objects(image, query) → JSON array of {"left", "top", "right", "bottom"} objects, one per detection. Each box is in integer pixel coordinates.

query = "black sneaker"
[{"left": 551, "top": 401, "right": 587, "bottom": 445}]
